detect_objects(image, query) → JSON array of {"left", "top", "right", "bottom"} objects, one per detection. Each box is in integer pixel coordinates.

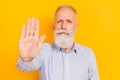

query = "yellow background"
[{"left": 0, "top": 0, "right": 120, "bottom": 80}]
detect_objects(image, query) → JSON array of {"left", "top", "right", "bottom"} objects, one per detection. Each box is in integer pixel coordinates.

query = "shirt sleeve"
[
  {"left": 88, "top": 49, "right": 100, "bottom": 80},
  {"left": 16, "top": 43, "right": 49, "bottom": 72}
]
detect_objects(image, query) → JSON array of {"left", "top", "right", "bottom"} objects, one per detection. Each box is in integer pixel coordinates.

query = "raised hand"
[{"left": 19, "top": 17, "right": 46, "bottom": 61}]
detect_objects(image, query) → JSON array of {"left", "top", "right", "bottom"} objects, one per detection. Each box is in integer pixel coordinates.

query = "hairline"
[{"left": 55, "top": 5, "right": 77, "bottom": 15}]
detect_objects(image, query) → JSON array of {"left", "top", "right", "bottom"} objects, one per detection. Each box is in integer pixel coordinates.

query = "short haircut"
[{"left": 55, "top": 5, "right": 77, "bottom": 15}]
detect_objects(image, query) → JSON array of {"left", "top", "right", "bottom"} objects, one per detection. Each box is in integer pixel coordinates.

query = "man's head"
[{"left": 53, "top": 5, "right": 78, "bottom": 49}]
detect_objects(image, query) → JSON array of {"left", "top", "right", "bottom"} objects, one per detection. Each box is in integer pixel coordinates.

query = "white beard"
[{"left": 54, "top": 30, "right": 74, "bottom": 48}]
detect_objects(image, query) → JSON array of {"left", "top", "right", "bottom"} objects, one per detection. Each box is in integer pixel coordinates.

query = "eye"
[
  {"left": 66, "top": 19, "right": 72, "bottom": 23},
  {"left": 57, "top": 20, "right": 62, "bottom": 23}
]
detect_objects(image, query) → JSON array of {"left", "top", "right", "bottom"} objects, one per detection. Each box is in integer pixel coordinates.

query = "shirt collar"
[{"left": 55, "top": 42, "right": 77, "bottom": 54}]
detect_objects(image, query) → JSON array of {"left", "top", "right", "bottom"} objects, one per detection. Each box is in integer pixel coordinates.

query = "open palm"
[{"left": 19, "top": 17, "right": 46, "bottom": 61}]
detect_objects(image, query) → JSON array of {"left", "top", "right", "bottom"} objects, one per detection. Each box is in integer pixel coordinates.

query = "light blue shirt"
[{"left": 17, "top": 43, "right": 100, "bottom": 80}]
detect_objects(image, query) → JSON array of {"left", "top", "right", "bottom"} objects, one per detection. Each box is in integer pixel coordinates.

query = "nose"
[{"left": 61, "top": 21, "right": 66, "bottom": 30}]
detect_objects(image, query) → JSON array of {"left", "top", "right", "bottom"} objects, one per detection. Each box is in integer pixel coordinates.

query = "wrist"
[{"left": 20, "top": 56, "right": 33, "bottom": 62}]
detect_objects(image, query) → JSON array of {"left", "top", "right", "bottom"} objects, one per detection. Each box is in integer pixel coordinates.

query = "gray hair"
[{"left": 55, "top": 5, "right": 77, "bottom": 15}]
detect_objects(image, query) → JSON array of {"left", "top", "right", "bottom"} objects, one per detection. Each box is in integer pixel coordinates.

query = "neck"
[{"left": 61, "top": 44, "right": 74, "bottom": 52}]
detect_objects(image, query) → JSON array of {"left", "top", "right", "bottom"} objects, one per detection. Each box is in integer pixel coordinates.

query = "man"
[{"left": 17, "top": 5, "right": 100, "bottom": 80}]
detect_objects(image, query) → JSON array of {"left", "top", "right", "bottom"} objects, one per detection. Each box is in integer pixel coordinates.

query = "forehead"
[{"left": 55, "top": 8, "right": 76, "bottom": 20}]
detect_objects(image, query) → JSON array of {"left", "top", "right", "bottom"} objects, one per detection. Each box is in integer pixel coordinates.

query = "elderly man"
[{"left": 17, "top": 5, "right": 100, "bottom": 80}]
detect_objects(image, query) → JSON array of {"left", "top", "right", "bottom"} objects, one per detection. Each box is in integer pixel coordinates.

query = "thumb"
[{"left": 37, "top": 35, "right": 46, "bottom": 49}]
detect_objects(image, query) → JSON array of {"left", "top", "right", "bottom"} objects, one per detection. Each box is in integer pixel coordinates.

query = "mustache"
[{"left": 54, "top": 30, "right": 73, "bottom": 35}]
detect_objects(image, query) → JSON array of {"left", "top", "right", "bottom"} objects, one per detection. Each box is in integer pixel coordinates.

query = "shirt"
[{"left": 17, "top": 43, "right": 100, "bottom": 80}]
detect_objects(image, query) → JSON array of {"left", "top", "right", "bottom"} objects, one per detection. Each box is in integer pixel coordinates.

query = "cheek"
[
  {"left": 54, "top": 24, "right": 61, "bottom": 30},
  {"left": 66, "top": 24, "right": 75, "bottom": 30}
]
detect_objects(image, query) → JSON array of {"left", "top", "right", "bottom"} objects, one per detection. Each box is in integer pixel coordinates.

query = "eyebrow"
[
  {"left": 57, "top": 19, "right": 72, "bottom": 23},
  {"left": 66, "top": 19, "right": 72, "bottom": 23}
]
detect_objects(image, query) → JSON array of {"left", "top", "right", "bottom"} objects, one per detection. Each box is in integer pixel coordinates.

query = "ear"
[{"left": 75, "top": 23, "right": 79, "bottom": 31}]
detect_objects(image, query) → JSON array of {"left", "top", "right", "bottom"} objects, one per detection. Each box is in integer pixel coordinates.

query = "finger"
[
  {"left": 34, "top": 19, "right": 39, "bottom": 37},
  {"left": 30, "top": 35, "right": 46, "bottom": 57},
  {"left": 30, "top": 17, "right": 35, "bottom": 36},
  {"left": 20, "top": 24, "right": 26, "bottom": 38},
  {"left": 26, "top": 18, "right": 31, "bottom": 37},
  {"left": 37, "top": 35, "right": 46, "bottom": 49}
]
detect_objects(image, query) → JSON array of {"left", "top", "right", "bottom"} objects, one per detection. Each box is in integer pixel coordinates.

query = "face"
[
  {"left": 54, "top": 8, "right": 78, "bottom": 31},
  {"left": 53, "top": 8, "right": 78, "bottom": 48}
]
